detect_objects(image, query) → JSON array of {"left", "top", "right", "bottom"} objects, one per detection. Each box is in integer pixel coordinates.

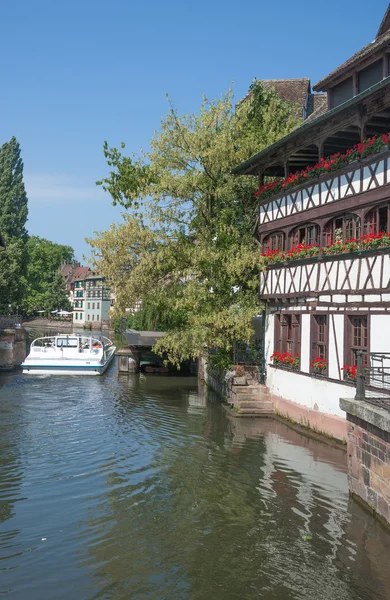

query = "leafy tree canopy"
[
  {"left": 88, "top": 83, "right": 300, "bottom": 365},
  {"left": 23, "top": 236, "right": 74, "bottom": 315},
  {"left": 44, "top": 271, "right": 72, "bottom": 314}
]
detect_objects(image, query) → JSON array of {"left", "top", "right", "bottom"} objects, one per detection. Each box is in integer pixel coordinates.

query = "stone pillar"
[
  {"left": 128, "top": 348, "right": 140, "bottom": 373},
  {"left": 340, "top": 398, "right": 390, "bottom": 527},
  {"left": 117, "top": 347, "right": 141, "bottom": 373},
  {"left": 0, "top": 327, "right": 27, "bottom": 370}
]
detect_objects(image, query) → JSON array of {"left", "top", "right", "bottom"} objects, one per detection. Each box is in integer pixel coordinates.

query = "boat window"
[{"left": 57, "top": 338, "right": 78, "bottom": 348}]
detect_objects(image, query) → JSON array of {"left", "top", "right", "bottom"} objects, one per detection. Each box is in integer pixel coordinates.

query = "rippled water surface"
[{"left": 1, "top": 362, "right": 390, "bottom": 599}]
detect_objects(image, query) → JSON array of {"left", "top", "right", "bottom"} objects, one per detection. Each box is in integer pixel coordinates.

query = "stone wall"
[
  {"left": 340, "top": 398, "right": 390, "bottom": 527},
  {"left": 0, "top": 327, "right": 27, "bottom": 370}
]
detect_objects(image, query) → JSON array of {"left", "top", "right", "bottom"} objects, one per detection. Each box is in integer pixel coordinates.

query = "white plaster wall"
[
  {"left": 267, "top": 366, "right": 354, "bottom": 417},
  {"left": 328, "top": 314, "right": 344, "bottom": 380},
  {"left": 370, "top": 315, "right": 390, "bottom": 353},
  {"left": 300, "top": 314, "right": 310, "bottom": 373},
  {"left": 264, "top": 310, "right": 275, "bottom": 363}
]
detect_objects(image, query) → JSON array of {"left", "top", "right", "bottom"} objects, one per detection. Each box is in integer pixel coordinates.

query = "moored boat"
[{"left": 21, "top": 334, "right": 116, "bottom": 375}]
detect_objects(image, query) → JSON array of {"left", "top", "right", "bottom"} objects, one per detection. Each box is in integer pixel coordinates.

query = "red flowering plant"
[
  {"left": 311, "top": 356, "right": 327, "bottom": 375},
  {"left": 270, "top": 350, "right": 300, "bottom": 370},
  {"left": 262, "top": 243, "right": 319, "bottom": 265},
  {"left": 322, "top": 238, "right": 360, "bottom": 256},
  {"left": 342, "top": 364, "right": 357, "bottom": 381},
  {"left": 286, "top": 243, "right": 320, "bottom": 261},
  {"left": 361, "top": 231, "right": 390, "bottom": 250},
  {"left": 262, "top": 232, "right": 390, "bottom": 266},
  {"left": 255, "top": 132, "right": 390, "bottom": 202}
]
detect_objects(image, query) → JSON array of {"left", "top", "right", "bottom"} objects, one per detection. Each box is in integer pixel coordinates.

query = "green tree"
[
  {"left": 0, "top": 137, "right": 29, "bottom": 312},
  {"left": 23, "top": 236, "right": 74, "bottom": 315},
  {"left": 44, "top": 271, "right": 72, "bottom": 314},
  {"left": 88, "top": 84, "right": 299, "bottom": 365}
]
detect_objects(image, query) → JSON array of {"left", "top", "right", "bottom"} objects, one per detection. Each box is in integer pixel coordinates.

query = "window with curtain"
[
  {"left": 323, "top": 214, "right": 361, "bottom": 246},
  {"left": 289, "top": 224, "right": 319, "bottom": 248},
  {"left": 263, "top": 232, "right": 284, "bottom": 252},
  {"left": 365, "top": 204, "right": 389, "bottom": 236}
]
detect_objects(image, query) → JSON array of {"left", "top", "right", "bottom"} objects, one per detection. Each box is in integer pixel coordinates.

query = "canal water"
[{"left": 1, "top": 362, "right": 390, "bottom": 599}]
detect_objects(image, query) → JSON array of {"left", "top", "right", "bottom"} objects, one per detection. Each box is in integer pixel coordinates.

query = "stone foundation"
[
  {"left": 272, "top": 393, "right": 347, "bottom": 441},
  {"left": 0, "top": 327, "right": 27, "bottom": 370},
  {"left": 340, "top": 398, "right": 390, "bottom": 527}
]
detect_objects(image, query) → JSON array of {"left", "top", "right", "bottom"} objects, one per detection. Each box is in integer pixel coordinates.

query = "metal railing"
[
  {"left": 355, "top": 351, "right": 390, "bottom": 410},
  {"left": 232, "top": 340, "right": 262, "bottom": 367}
]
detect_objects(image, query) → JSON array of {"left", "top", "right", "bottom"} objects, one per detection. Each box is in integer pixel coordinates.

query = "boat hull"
[{"left": 22, "top": 346, "right": 116, "bottom": 375}]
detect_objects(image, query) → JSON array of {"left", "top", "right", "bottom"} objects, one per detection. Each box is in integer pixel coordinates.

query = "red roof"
[{"left": 70, "top": 267, "right": 90, "bottom": 283}]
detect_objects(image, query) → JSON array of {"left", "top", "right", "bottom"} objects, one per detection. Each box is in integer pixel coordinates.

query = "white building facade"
[{"left": 234, "top": 11, "right": 390, "bottom": 439}]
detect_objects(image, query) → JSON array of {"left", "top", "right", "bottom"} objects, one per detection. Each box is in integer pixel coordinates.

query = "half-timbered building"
[{"left": 233, "top": 4, "right": 390, "bottom": 438}]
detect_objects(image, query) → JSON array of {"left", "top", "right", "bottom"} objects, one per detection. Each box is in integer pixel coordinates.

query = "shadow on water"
[{"left": 0, "top": 371, "right": 389, "bottom": 599}]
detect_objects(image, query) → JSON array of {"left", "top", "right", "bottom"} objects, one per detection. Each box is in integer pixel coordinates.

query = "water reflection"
[{"left": 0, "top": 369, "right": 389, "bottom": 600}]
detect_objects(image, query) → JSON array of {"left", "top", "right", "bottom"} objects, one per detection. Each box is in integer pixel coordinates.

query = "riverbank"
[
  {"left": 22, "top": 318, "right": 114, "bottom": 333},
  {"left": 22, "top": 318, "right": 74, "bottom": 329}
]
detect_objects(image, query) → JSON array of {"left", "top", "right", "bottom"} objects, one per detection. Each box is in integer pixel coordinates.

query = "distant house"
[
  {"left": 73, "top": 273, "right": 111, "bottom": 328},
  {"left": 69, "top": 266, "right": 90, "bottom": 325},
  {"left": 238, "top": 78, "right": 327, "bottom": 122}
]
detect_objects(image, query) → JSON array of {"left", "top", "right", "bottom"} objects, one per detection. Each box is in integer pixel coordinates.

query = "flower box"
[
  {"left": 270, "top": 351, "right": 300, "bottom": 370},
  {"left": 255, "top": 133, "right": 390, "bottom": 203}
]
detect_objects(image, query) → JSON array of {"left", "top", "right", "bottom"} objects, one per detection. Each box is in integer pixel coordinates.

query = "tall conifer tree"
[{"left": 0, "top": 137, "right": 28, "bottom": 311}]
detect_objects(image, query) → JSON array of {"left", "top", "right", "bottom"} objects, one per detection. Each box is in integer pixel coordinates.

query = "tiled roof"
[
  {"left": 232, "top": 76, "right": 390, "bottom": 175},
  {"left": 305, "top": 93, "right": 328, "bottom": 122},
  {"left": 262, "top": 78, "right": 310, "bottom": 109},
  {"left": 313, "top": 30, "right": 390, "bottom": 91},
  {"left": 237, "top": 78, "right": 310, "bottom": 118},
  {"left": 71, "top": 267, "right": 90, "bottom": 283},
  {"left": 377, "top": 4, "right": 390, "bottom": 38},
  {"left": 60, "top": 264, "right": 73, "bottom": 278}
]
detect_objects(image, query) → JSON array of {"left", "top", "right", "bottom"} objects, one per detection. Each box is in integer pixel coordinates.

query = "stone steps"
[
  {"left": 237, "top": 399, "right": 274, "bottom": 410},
  {"left": 232, "top": 385, "right": 269, "bottom": 396},
  {"left": 237, "top": 408, "right": 274, "bottom": 416}
]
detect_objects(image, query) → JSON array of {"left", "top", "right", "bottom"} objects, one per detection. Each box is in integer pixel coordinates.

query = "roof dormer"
[{"left": 313, "top": 4, "right": 390, "bottom": 109}]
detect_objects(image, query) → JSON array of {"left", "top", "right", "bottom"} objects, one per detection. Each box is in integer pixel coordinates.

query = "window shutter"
[
  {"left": 310, "top": 315, "right": 318, "bottom": 365},
  {"left": 344, "top": 315, "right": 352, "bottom": 365},
  {"left": 274, "top": 314, "right": 282, "bottom": 353},
  {"left": 292, "top": 315, "right": 301, "bottom": 355},
  {"left": 282, "top": 315, "right": 290, "bottom": 352}
]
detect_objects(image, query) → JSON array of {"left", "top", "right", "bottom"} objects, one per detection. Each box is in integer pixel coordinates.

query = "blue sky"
[{"left": 0, "top": 0, "right": 387, "bottom": 259}]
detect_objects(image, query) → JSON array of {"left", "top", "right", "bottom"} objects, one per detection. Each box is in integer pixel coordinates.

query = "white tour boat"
[{"left": 22, "top": 334, "right": 116, "bottom": 375}]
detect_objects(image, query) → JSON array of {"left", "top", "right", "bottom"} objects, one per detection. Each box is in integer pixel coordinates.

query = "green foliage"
[
  {"left": 0, "top": 137, "right": 29, "bottom": 311},
  {"left": 44, "top": 271, "right": 72, "bottom": 313},
  {"left": 208, "top": 348, "right": 233, "bottom": 371},
  {"left": 0, "top": 238, "right": 26, "bottom": 313},
  {"left": 126, "top": 294, "right": 186, "bottom": 332},
  {"left": 89, "top": 84, "right": 299, "bottom": 365},
  {"left": 0, "top": 136, "right": 28, "bottom": 241},
  {"left": 23, "top": 236, "right": 74, "bottom": 315}
]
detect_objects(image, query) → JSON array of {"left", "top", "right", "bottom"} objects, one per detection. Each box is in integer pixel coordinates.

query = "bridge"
[{"left": 117, "top": 329, "right": 166, "bottom": 373}]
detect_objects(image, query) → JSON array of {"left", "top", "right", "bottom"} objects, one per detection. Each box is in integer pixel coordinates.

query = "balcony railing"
[
  {"left": 258, "top": 149, "right": 390, "bottom": 228},
  {"left": 260, "top": 246, "right": 390, "bottom": 299},
  {"left": 355, "top": 352, "right": 390, "bottom": 412}
]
